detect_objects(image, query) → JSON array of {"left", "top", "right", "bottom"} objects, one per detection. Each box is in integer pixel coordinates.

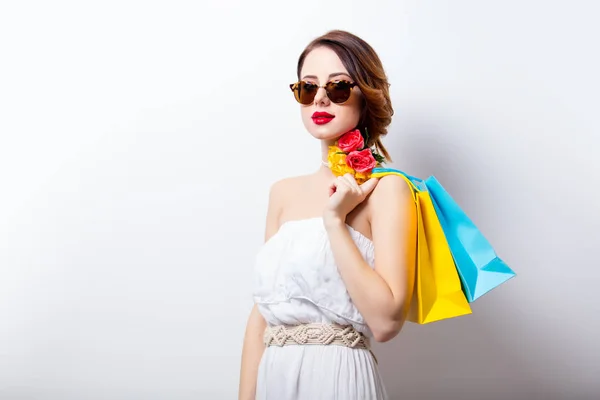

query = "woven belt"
[{"left": 263, "top": 323, "right": 371, "bottom": 350}]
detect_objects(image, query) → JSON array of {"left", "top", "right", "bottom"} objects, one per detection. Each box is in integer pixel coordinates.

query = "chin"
[{"left": 305, "top": 122, "right": 353, "bottom": 142}]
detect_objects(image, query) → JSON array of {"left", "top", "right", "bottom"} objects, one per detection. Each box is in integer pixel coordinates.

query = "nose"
[{"left": 313, "top": 86, "right": 330, "bottom": 106}]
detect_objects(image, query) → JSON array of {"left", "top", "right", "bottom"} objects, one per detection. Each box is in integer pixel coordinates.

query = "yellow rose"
[
  {"left": 327, "top": 145, "right": 342, "bottom": 160},
  {"left": 355, "top": 171, "right": 370, "bottom": 184},
  {"left": 327, "top": 148, "right": 354, "bottom": 177},
  {"left": 332, "top": 163, "right": 355, "bottom": 177}
]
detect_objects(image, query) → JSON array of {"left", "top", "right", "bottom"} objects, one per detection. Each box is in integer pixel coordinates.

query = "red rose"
[
  {"left": 346, "top": 149, "right": 377, "bottom": 173},
  {"left": 337, "top": 129, "right": 364, "bottom": 152}
]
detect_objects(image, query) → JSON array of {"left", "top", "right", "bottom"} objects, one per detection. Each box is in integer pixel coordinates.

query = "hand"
[{"left": 323, "top": 173, "right": 379, "bottom": 223}]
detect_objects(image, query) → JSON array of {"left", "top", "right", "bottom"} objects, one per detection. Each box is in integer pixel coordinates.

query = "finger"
[
  {"left": 342, "top": 174, "right": 360, "bottom": 193},
  {"left": 329, "top": 177, "right": 347, "bottom": 196},
  {"left": 359, "top": 178, "right": 379, "bottom": 196},
  {"left": 329, "top": 179, "right": 339, "bottom": 196},
  {"left": 329, "top": 185, "right": 336, "bottom": 196},
  {"left": 335, "top": 178, "right": 351, "bottom": 194}
]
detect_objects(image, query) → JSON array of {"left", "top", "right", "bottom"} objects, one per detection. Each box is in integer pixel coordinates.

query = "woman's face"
[{"left": 298, "top": 46, "right": 363, "bottom": 143}]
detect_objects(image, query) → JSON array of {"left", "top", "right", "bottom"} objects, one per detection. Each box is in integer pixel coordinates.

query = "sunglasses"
[{"left": 289, "top": 80, "right": 357, "bottom": 105}]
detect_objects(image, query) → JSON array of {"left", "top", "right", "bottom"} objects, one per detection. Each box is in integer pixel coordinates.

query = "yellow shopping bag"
[{"left": 370, "top": 170, "right": 472, "bottom": 324}]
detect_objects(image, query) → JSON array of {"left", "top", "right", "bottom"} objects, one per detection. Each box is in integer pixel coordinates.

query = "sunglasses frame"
[{"left": 289, "top": 79, "right": 358, "bottom": 105}]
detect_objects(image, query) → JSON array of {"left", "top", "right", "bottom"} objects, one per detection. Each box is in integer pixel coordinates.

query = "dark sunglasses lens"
[
  {"left": 326, "top": 81, "right": 353, "bottom": 103},
  {"left": 295, "top": 82, "right": 318, "bottom": 105}
]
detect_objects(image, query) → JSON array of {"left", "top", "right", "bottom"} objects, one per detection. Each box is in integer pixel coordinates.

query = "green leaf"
[
  {"left": 363, "top": 127, "right": 370, "bottom": 145},
  {"left": 373, "top": 152, "right": 386, "bottom": 164}
]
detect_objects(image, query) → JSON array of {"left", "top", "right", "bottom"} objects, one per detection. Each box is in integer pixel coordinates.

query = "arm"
[
  {"left": 238, "top": 305, "right": 267, "bottom": 400},
  {"left": 238, "top": 182, "right": 283, "bottom": 400},
  {"left": 323, "top": 175, "right": 417, "bottom": 342}
]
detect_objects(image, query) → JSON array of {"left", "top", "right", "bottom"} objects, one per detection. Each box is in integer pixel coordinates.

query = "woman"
[{"left": 239, "top": 30, "right": 417, "bottom": 400}]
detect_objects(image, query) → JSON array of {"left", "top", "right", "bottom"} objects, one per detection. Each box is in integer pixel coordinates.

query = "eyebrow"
[{"left": 301, "top": 72, "right": 351, "bottom": 80}]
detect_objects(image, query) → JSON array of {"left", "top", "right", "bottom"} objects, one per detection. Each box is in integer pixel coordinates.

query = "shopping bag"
[
  {"left": 370, "top": 169, "right": 472, "bottom": 324},
  {"left": 423, "top": 176, "right": 516, "bottom": 302},
  {"left": 372, "top": 167, "right": 515, "bottom": 303}
]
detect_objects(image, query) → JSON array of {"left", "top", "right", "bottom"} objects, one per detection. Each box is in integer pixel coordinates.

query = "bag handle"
[{"left": 371, "top": 168, "right": 423, "bottom": 185}]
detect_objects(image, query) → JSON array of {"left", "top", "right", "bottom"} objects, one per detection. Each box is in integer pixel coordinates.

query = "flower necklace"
[{"left": 324, "top": 128, "right": 386, "bottom": 184}]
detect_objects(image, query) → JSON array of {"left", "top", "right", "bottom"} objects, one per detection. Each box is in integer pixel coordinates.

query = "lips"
[{"left": 312, "top": 111, "right": 334, "bottom": 125}]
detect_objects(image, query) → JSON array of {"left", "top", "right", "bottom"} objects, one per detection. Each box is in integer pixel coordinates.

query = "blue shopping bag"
[
  {"left": 424, "top": 176, "right": 515, "bottom": 301},
  {"left": 371, "top": 167, "right": 516, "bottom": 302}
]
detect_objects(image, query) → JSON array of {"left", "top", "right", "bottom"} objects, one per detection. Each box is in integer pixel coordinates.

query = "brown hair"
[{"left": 296, "top": 30, "right": 394, "bottom": 162}]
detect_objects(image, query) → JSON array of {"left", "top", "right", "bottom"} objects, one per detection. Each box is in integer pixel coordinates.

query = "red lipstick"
[{"left": 312, "top": 111, "right": 334, "bottom": 125}]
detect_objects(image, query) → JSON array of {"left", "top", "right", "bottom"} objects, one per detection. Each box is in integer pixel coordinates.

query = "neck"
[
  {"left": 317, "top": 138, "right": 337, "bottom": 175},
  {"left": 320, "top": 138, "right": 336, "bottom": 163}
]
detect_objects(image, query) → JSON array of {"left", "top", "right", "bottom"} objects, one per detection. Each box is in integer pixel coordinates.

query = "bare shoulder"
[
  {"left": 264, "top": 174, "right": 309, "bottom": 241},
  {"left": 269, "top": 174, "right": 307, "bottom": 200},
  {"left": 367, "top": 173, "right": 416, "bottom": 236},
  {"left": 266, "top": 177, "right": 292, "bottom": 216},
  {"left": 368, "top": 174, "right": 414, "bottom": 210}
]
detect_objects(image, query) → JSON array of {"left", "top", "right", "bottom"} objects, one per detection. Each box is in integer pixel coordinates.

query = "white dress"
[{"left": 253, "top": 217, "right": 388, "bottom": 400}]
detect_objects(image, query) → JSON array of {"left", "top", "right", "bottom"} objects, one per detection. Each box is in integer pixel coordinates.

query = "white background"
[{"left": 1, "top": 0, "right": 598, "bottom": 399}]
